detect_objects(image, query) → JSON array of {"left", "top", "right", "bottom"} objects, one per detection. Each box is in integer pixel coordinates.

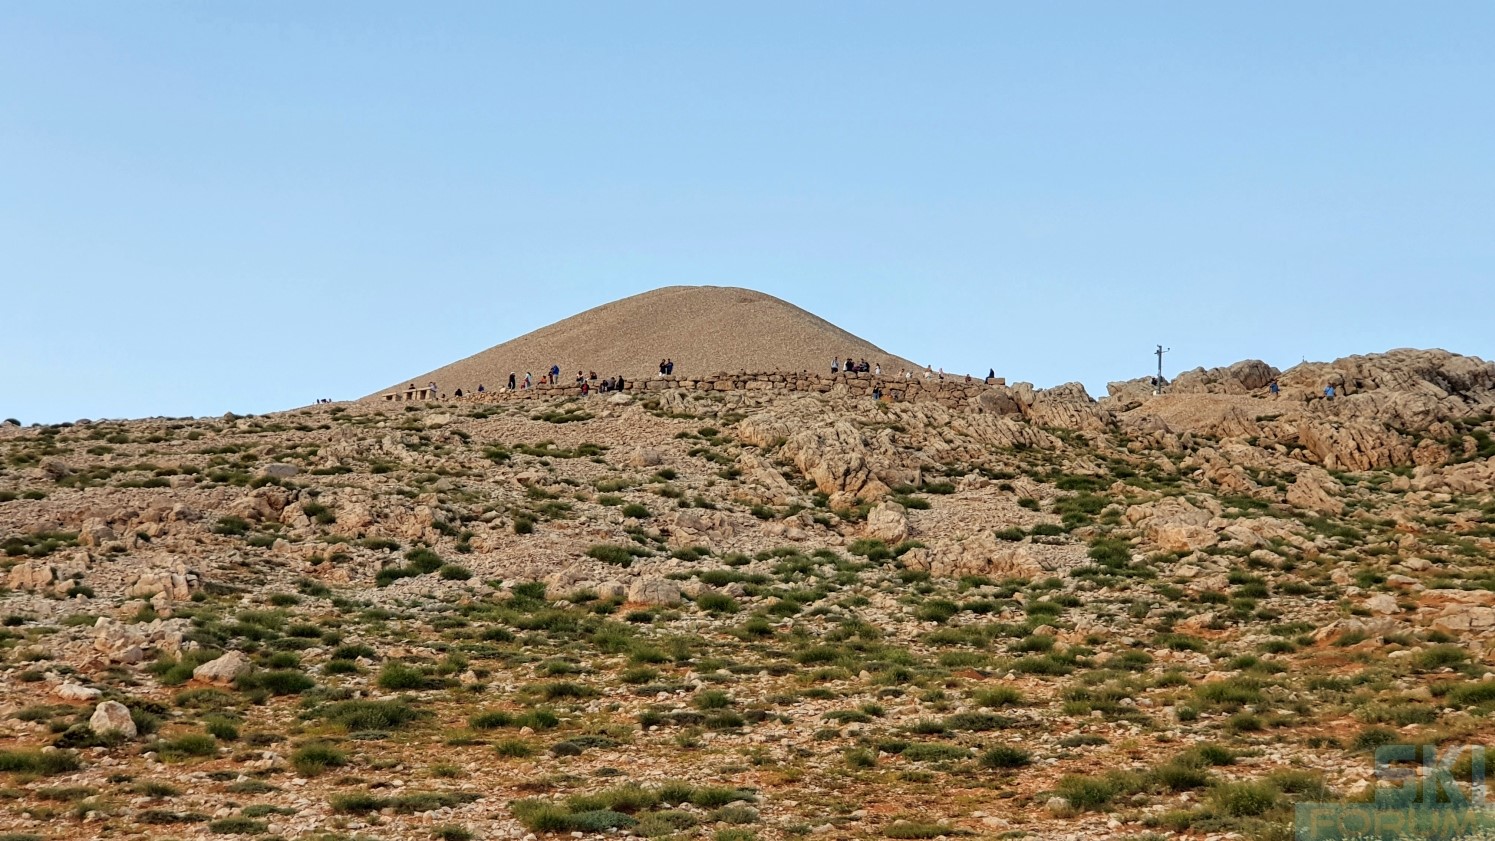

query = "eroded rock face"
[
  {"left": 668, "top": 509, "right": 735, "bottom": 547},
  {"left": 125, "top": 561, "right": 199, "bottom": 602},
  {"left": 93, "top": 617, "right": 189, "bottom": 665},
  {"left": 899, "top": 535, "right": 1056, "bottom": 580},
  {"left": 780, "top": 420, "right": 893, "bottom": 506},
  {"left": 1285, "top": 467, "right": 1345, "bottom": 516}
]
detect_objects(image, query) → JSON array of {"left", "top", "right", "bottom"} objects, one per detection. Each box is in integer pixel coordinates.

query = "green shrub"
[
  {"left": 330, "top": 791, "right": 386, "bottom": 813},
  {"left": 438, "top": 564, "right": 473, "bottom": 581},
  {"left": 238, "top": 669, "right": 315, "bottom": 696},
  {"left": 292, "top": 743, "right": 347, "bottom": 776},
  {"left": 494, "top": 738, "right": 536, "bottom": 758},
  {"left": 696, "top": 593, "right": 740, "bottom": 614},
  {"left": 587, "top": 544, "right": 636, "bottom": 567},
  {"left": 621, "top": 503, "right": 651, "bottom": 519},
  {"left": 207, "top": 816, "right": 268, "bottom": 835},
  {"left": 152, "top": 733, "right": 219, "bottom": 760},
  {"left": 0, "top": 749, "right": 81, "bottom": 775},
  {"left": 1055, "top": 773, "right": 1125, "bottom": 810},
  {"left": 1446, "top": 680, "right": 1495, "bottom": 708},
  {"left": 884, "top": 821, "right": 953, "bottom": 839},
  {"left": 377, "top": 662, "right": 430, "bottom": 690},
  {"left": 979, "top": 745, "right": 1031, "bottom": 769},
  {"left": 317, "top": 700, "right": 422, "bottom": 731},
  {"left": 1208, "top": 780, "right": 1280, "bottom": 817}
]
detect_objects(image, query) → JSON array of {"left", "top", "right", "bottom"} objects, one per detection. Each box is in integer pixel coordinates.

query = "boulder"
[
  {"left": 53, "top": 683, "right": 102, "bottom": 702},
  {"left": 259, "top": 463, "right": 300, "bottom": 479},
  {"left": 193, "top": 651, "right": 253, "bottom": 686},
  {"left": 79, "top": 518, "right": 116, "bottom": 549},
  {"left": 627, "top": 577, "right": 683, "bottom": 606},
  {"left": 626, "top": 448, "right": 664, "bottom": 468},
  {"left": 89, "top": 700, "right": 137, "bottom": 739},
  {"left": 864, "top": 502, "right": 909, "bottom": 544}
]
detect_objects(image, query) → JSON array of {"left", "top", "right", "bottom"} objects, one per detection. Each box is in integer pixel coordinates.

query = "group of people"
[
  {"left": 434, "top": 367, "right": 635, "bottom": 399},
  {"left": 832, "top": 357, "right": 878, "bottom": 375},
  {"left": 658, "top": 359, "right": 676, "bottom": 375}
]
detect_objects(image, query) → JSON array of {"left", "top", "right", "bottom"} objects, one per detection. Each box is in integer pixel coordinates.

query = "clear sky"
[{"left": 3, "top": 3, "right": 1491, "bottom": 424}]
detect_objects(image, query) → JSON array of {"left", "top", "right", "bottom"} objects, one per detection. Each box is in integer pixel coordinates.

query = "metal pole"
[{"left": 1154, "top": 345, "right": 1170, "bottom": 395}]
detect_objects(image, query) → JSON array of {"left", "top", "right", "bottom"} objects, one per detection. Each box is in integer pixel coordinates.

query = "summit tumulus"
[{"left": 369, "top": 286, "right": 921, "bottom": 399}]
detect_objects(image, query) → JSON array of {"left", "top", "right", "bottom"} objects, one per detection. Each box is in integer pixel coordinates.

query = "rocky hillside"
[
  {"left": 1, "top": 347, "right": 1494, "bottom": 840},
  {"left": 367, "top": 286, "right": 920, "bottom": 400}
]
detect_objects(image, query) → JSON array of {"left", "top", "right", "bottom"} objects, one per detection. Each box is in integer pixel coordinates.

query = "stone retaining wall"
[{"left": 384, "top": 372, "right": 1010, "bottom": 410}]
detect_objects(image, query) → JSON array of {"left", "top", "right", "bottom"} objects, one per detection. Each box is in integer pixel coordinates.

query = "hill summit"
[{"left": 368, "top": 286, "right": 919, "bottom": 398}]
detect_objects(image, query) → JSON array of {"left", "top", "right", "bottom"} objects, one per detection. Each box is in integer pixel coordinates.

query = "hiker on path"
[
  {"left": 1324, "top": 385, "right": 1336, "bottom": 400},
  {"left": 508, "top": 373, "right": 517, "bottom": 390},
  {"left": 1269, "top": 379, "right": 1279, "bottom": 397},
  {"left": 831, "top": 358, "right": 839, "bottom": 374},
  {"left": 524, "top": 372, "right": 532, "bottom": 389}
]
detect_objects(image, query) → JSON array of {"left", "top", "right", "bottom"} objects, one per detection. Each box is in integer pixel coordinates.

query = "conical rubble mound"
[{"left": 366, "top": 285, "right": 919, "bottom": 398}]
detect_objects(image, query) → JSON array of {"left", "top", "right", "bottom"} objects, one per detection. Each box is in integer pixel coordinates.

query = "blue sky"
[{"left": 3, "top": 3, "right": 1491, "bottom": 423}]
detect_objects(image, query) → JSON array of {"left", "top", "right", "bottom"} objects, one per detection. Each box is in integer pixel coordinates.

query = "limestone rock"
[
  {"left": 7, "top": 559, "right": 58, "bottom": 592},
  {"left": 79, "top": 517, "right": 116, "bottom": 548},
  {"left": 54, "top": 683, "right": 102, "bottom": 702},
  {"left": 864, "top": 502, "right": 909, "bottom": 544},
  {"left": 89, "top": 700, "right": 137, "bottom": 739},
  {"left": 193, "top": 651, "right": 252, "bottom": 686},
  {"left": 626, "top": 448, "right": 664, "bottom": 468},
  {"left": 627, "top": 577, "right": 683, "bottom": 606},
  {"left": 125, "top": 562, "right": 199, "bottom": 601},
  {"left": 1285, "top": 467, "right": 1345, "bottom": 516},
  {"left": 259, "top": 462, "right": 300, "bottom": 479},
  {"left": 669, "top": 509, "right": 735, "bottom": 546}
]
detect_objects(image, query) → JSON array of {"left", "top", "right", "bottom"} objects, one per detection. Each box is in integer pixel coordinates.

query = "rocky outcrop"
[
  {"left": 1285, "top": 467, "right": 1345, "bottom": 515},
  {"left": 1171, "top": 360, "right": 1278, "bottom": 395},
  {"left": 780, "top": 421, "right": 893, "bottom": 507},
  {"left": 1126, "top": 496, "right": 1222, "bottom": 553},
  {"left": 668, "top": 509, "right": 736, "bottom": 548},
  {"left": 93, "top": 617, "right": 190, "bottom": 665},
  {"left": 125, "top": 561, "right": 199, "bottom": 602},
  {"left": 899, "top": 535, "right": 1059, "bottom": 580}
]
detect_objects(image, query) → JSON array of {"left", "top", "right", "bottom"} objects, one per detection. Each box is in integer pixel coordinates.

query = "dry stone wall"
[{"left": 386, "top": 371, "right": 1012, "bottom": 411}]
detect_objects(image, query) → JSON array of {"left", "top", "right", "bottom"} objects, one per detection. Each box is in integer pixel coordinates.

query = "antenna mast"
[{"left": 1154, "top": 344, "right": 1170, "bottom": 395}]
